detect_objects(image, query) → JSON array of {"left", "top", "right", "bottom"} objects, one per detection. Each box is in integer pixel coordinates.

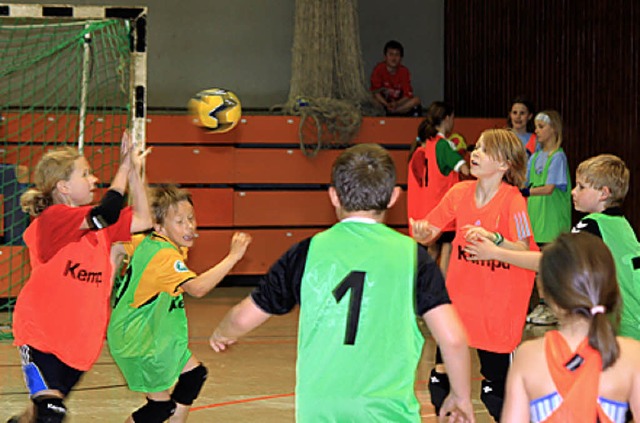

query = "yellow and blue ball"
[{"left": 188, "top": 88, "right": 241, "bottom": 133}]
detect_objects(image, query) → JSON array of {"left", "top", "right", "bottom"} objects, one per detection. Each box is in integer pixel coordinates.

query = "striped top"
[{"left": 530, "top": 392, "right": 628, "bottom": 423}]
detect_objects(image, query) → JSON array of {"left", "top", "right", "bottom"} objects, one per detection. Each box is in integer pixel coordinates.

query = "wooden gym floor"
[{"left": 0, "top": 287, "right": 550, "bottom": 422}]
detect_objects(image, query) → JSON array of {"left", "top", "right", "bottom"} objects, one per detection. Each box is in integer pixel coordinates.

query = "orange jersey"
[
  {"left": 427, "top": 181, "right": 536, "bottom": 352},
  {"left": 542, "top": 331, "right": 612, "bottom": 423},
  {"left": 525, "top": 133, "right": 537, "bottom": 155},
  {"left": 13, "top": 205, "right": 133, "bottom": 371},
  {"left": 120, "top": 233, "right": 197, "bottom": 307},
  {"left": 407, "top": 135, "right": 460, "bottom": 232}
]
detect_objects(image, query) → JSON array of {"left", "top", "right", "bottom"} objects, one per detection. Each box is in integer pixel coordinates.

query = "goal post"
[{"left": 0, "top": 3, "right": 147, "bottom": 338}]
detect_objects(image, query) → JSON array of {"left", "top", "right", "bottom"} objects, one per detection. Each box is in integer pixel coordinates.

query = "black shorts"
[
  {"left": 19, "top": 345, "right": 84, "bottom": 397},
  {"left": 436, "top": 230, "right": 455, "bottom": 245}
]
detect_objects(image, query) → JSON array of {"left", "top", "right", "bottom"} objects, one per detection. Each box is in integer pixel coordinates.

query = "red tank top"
[
  {"left": 407, "top": 135, "right": 459, "bottom": 233},
  {"left": 13, "top": 205, "right": 133, "bottom": 370}
]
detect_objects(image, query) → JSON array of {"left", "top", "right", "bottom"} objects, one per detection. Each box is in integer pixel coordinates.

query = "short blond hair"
[
  {"left": 576, "top": 154, "right": 629, "bottom": 208},
  {"left": 478, "top": 129, "right": 528, "bottom": 188},
  {"left": 151, "top": 184, "right": 193, "bottom": 225}
]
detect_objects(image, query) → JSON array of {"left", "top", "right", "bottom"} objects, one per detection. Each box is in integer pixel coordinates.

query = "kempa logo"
[
  {"left": 64, "top": 260, "right": 103, "bottom": 284},
  {"left": 457, "top": 245, "right": 511, "bottom": 271}
]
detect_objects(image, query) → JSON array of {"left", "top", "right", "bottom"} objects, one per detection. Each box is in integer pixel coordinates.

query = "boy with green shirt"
[
  {"left": 108, "top": 184, "right": 251, "bottom": 422},
  {"left": 210, "top": 144, "right": 475, "bottom": 422}
]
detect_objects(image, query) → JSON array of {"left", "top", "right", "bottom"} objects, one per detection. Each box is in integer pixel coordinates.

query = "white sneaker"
[
  {"left": 526, "top": 304, "right": 545, "bottom": 323},
  {"left": 530, "top": 304, "right": 558, "bottom": 326}
]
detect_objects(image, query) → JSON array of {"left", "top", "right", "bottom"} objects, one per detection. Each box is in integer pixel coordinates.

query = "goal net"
[{"left": 0, "top": 4, "right": 147, "bottom": 339}]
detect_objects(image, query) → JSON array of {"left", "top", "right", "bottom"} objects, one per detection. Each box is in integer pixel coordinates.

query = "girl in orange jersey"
[
  {"left": 501, "top": 232, "right": 640, "bottom": 422},
  {"left": 10, "top": 132, "right": 151, "bottom": 423},
  {"left": 407, "top": 101, "right": 469, "bottom": 278},
  {"left": 411, "top": 128, "right": 537, "bottom": 421}
]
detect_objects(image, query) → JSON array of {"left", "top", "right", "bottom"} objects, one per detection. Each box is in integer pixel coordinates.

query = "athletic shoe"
[
  {"left": 529, "top": 304, "right": 558, "bottom": 326},
  {"left": 526, "top": 304, "right": 545, "bottom": 323}
]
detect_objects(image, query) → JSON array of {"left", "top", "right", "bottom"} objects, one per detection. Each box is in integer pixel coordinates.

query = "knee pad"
[
  {"left": 428, "top": 368, "right": 450, "bottom": 416},
  {"left": 171, "top": 364, "right": 208, "bottom": 406},
  {"left": 132, "top": 399, "right": 176, "bottom": 423},
  {"left": 32, "top": 396, "right": 67, "bottom": 423},
  {"left": 481, "top": 379, "right": 505, "bottom": 422}
]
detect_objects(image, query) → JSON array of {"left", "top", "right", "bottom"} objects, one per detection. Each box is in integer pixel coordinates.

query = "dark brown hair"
[{"left": 332, "top": 144, "right": 396, "bottom": 213}]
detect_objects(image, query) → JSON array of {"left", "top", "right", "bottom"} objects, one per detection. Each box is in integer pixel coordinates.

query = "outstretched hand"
[
  {"left": 464, "top": 236, "right": 500, "bottom": 261},
  {"left": 462, "top": 224, "right": 493, "bottom": 243},
  {"left": 410, "top": 217, "right": 435, "bottom": 245},
  {"left": 439, "top": 393, "right": 476, "bottom": 423},
  {"left": 120, "top": 130, "right": 151, "bottom": 175},
  {"left": 209, "top": 329, "right": 237, "bottom": 352},
  {"left": 229, "top": 232, "right": 252, "bottom": 261}
]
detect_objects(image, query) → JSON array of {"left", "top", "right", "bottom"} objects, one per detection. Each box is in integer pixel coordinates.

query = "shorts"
[
  {"left": 19, "top": 345, "right": 84, "bottom": 397},
  {"left": 436, "top": 230, "right": 455, "bottom": 245}
]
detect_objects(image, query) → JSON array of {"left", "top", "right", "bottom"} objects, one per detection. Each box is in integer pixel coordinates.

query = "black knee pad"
[
  {"left": 481, "top": 379, "right": 505, "bottom": 422},
  {"left": 428, "top": 368, "right": 450, "bottom": 416},
  {"left": 132, "top": 398, "right": 176, "bottom": 423},
  {"left": 32, "top": 396, "right": 67, "bottom": 423},
  {"left": 171, "top": 364, "right": 208, "bottom": 406}
]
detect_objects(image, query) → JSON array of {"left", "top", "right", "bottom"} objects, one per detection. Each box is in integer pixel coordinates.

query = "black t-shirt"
[{"left": 251, "top": 237, "right": 450, "bottom": 317}]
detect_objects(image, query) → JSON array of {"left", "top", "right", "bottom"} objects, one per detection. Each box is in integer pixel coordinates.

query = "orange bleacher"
[{"left": 0, "top": 114, "right": 503, "bottom": 289}]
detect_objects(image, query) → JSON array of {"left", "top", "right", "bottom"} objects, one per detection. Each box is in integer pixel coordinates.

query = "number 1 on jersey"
[{"left": 332, "top": 271, "right": 365, "bottom": 345}]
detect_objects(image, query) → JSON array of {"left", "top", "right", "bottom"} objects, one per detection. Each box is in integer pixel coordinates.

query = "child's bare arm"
[
  {"left": 528, "top": 184, "right": 556, "bottom": 196},
  {"left": 181, "top": 232, "right": 252, "bottom": 298},
  {"left": 128, "top": 140, "right": 153, "bottom": 233},
  {"left": 466, "top": 238, "right": 541, "bottom": 271},
  {"left": 210, "top": 296, "right": 271, "bottom": 352},
  {"left": 410, "top": 218, "right": 442, "bottom": 245},
  {"left": 423, "top": 304, "right": 475, "bottom": 423},
  {"left": 501, "top": 346, "right": 531, "bottom": 422}
]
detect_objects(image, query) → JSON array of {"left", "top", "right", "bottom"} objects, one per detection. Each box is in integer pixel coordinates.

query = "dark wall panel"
[{"left": 445, "top": 0, "right": 640, "bottom": 232}]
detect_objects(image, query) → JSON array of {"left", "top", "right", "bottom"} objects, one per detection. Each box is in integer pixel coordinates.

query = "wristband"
[
  {"left": 520, "top": 187, "right": 530, "bottom": 197},
  {"left": 494, "top": 232, "right": 505, "bottom": 246}
]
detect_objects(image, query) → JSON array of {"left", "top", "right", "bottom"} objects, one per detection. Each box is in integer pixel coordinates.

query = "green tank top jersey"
[
  {"left": 586, "top": 213, "right": 640, "bottom": 340},
  {"left": 107, "top": 235, "right": 191, "bottom": 392},
  {"left": 296, "top": 221, "right": 424, "bottom": 422},
  {"left": 528, "top": 148, "right": 572, "bottom": 243}
]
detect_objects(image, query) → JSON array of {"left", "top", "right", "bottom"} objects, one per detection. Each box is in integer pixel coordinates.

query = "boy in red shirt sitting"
[{"left": 370, "top": 40, "right": 422, "bottom": 116}]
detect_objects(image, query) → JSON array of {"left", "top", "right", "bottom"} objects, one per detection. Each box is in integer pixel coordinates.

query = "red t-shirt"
[
  {"left": 427, "top": 181, "right": 537, "bottom": 352},
  {"left": 370, "top": 61, "right": 414, "bottom": 102},
  {"left": 13, "top": 204, "right": 133, "bottom": 370}
]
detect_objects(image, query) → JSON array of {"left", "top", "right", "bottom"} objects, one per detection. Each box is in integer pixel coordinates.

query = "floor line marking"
[{"left": 191, "top": 392, "right": 295, "bottom": 411}]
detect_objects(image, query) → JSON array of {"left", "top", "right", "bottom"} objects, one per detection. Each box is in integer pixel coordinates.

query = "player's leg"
[
  {"left": 393, "top": 96, "right": 422, "bottom": 115},
  {"left": 428, "top": 347, "right": 450, "bottom": 416},
  {"left": 12, "top": 345, "right": 83, "bottom": 423},
  {"left": 478, "top": 349, "right": 512, "bottom": 422},
  {"left": 128, "top": 391, "right": 176, "bottom": 423},
  {"left": 438, "top": 242, "right": 453, "bottom": 278},
  {"left": 435, "top": 231, "right": 456, "bottom": 278},
  {"left": 169, "top": 355, "right": 208, "bottom": 422}
]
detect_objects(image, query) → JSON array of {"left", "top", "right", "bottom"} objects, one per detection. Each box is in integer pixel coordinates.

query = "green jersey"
[
  {"left": 296, "top": 221, "right": 424, "bottom": 422},
  {"left": 528, "top": 148, "right": 572, "bottom": 243},
  {"left": 108, "top": 234, "right": 193, "bottom": 392},
  {"left": 584, "top": 213, "right": 640, "bottom": 340}
]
